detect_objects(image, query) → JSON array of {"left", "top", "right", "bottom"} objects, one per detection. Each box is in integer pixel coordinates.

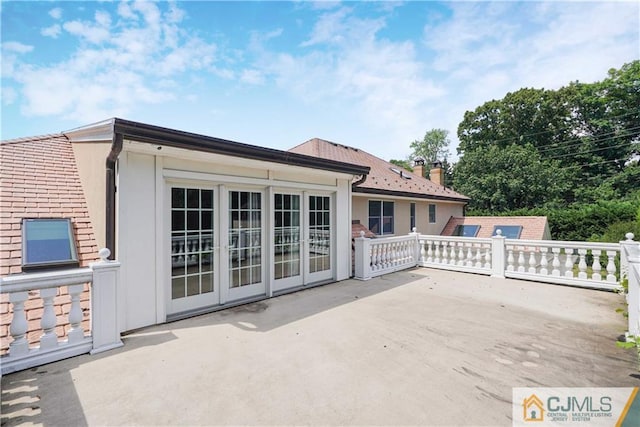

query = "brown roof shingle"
[
  {"left": 289, "top": 138, "right": 468, "bottom": 201},
  {"left": 0, "top": 134, "right": 99, "bottom": 275},
  {"left": 441, "top": 216, "right": 551, "bottom": 240}
]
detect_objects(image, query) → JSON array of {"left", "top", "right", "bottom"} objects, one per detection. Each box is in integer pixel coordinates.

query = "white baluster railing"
[
  {"left": 354, "top": 231, "right": 419, "bottom": 280},
  {"left": 504, "top": 240, "right": 622, "bottom": 290},
  {"left": 1, "top": 248, "right": 123, "bottom": 375},
  {"left": 417, "top": 235, "right": 493, "bottom": 276}
]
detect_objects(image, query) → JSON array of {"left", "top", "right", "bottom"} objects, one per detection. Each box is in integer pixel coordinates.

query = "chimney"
[
  {"left": 430, "top": 161, "right": 445, "bottom": 186},
  {"left": 413, "top": 157, "right": 426, "bottom": 178}
]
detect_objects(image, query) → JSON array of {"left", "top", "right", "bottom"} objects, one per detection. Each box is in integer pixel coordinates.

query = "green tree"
[
  {"left": 410, "top": 128, "right": 451, "bottom": 163},
  {"left": 389, "top": 159, "right": 413, "bottom": 172},
  {"left": 456, "top": 60, "right": 640, "bottom": 209},
  {"left": 453, "top": 144, "right": 571, "bottom": 212}
]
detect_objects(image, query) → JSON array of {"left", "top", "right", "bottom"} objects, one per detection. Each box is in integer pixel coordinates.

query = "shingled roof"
[
  {"left": 0, "top": 134, "right": 99, "bottom": 275},
  {"left": 289, "top": 138, "right": 469, "bottom": 202},
  {"left": 441, "top": 216, "right": 551, "bottom": 240}
]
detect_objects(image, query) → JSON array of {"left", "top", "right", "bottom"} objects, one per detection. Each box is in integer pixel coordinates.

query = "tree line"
[{"left": 396, "top": 61, "right": 640, "bottom": 241}]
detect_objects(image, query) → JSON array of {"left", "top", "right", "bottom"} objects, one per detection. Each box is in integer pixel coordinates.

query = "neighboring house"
[
  {"left": 1, "top": 118, "right": 369, "bottom": 335},
  {"left": 289, "top": 138, "right": 470, "bottom": 236},
  {"left": 441, "top": 216, "right": 552, "bottom": 240}
]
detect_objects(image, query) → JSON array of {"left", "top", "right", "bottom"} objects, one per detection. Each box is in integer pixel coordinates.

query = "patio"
[{"left": 1, "top": 268, "right": 638, "bottom": 426}]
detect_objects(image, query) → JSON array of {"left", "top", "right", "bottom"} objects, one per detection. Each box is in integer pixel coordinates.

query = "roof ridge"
[{"left": 1, "top": 133, "right": 67, "bottom": 145}]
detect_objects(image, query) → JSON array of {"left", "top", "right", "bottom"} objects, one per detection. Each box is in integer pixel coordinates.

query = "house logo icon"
[{"left": 523, "top": 394, "right": 544, "bottom": 422}]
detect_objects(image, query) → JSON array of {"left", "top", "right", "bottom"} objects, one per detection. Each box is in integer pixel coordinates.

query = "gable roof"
[
  {"left": 289, "top": 138, "right": 469, "bottom": 202},
  {"left": 441, "top": 216, "right": 551, "bottom": 240},
  {"left": 0, "top": 134, "right": 99, "bottom": 275}
]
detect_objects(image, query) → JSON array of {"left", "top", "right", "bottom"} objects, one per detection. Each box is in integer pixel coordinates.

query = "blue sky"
[{"left": 1, "top": 1, "right": 638, "bottom": 161}]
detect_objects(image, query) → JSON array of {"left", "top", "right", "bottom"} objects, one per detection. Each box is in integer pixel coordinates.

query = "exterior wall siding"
[{"left": 352, "top": 195, "right": 464, "bottom": 236}]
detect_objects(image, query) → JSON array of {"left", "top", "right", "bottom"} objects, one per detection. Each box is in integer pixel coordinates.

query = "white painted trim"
[
  {"left": 155, "top": 156, "right": 166, "bottom": 324},
  {"left": 219, "top": 184, "right": 228, "bottom": 305},
  {"left": 116, "top": 152, "right": 127, "bottom": 332},
  {"left": 1, "top": 339, "right": 93, "bottom": 375},
  {"left": 163, "top": 168, "right": 339, "bottom": 192},
  {"left": 0, "top": 268, "right": 93, "bottom": 293}
]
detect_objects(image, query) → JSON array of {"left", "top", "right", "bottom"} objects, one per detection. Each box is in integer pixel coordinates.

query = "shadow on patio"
[{"left": 1, "top": 268, "right": 638, "bottom": 426}]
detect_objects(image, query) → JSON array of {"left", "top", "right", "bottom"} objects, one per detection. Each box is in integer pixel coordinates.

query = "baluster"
[
  {"left": 434, "top": 242, "right": 442, "bottom": 264},
  {"left": 484, "top": 247, "right": 491, "bottom": 269},
  {"left": 422, "top": 240, "right": 429, "bottom": 263},
  {"left": 458, "top": 244, "right": 466, "bottom": 266},
  {"left": 551, "top": 248, "right": 561, "bottom": 276},
  {"left": 449, "top": 242, "right": 457, "bottom": 265},
  {"left": 528, "top": 250, "right": 537, "bottom": 274},
  {"left": 507, "top": 247, "right": 515, "bottom": 272},
  {"left": 39, "top": 288, "right": 59, "bottom": 350},
  {"left": 577, "top": 249, "right": 588, "bottom": 279},
  {"left": 9, "top": 291, "right": 29, "bottom": 356},
  {"left": 384, "top": 243, "right": 391, "bottom": 268},
  {"left": 475, "top": 245, "right": 483, "bottom": 268},
  {"left": 563, "top": 248, "right": 575, "bottom": 278},
  {"left": 539, "top": 248, "right": 549, "bottom": 275},
  {"left": 466, "top": 244, "right": 474, "bottom": 267},
  {"left": 67, "top": 284, "right": 85, "bottom": 343},
  {"left": 591, "top": 249, "right": 602, "bottom": 281},
  {"left": 373, "top": 244, "right": 381, "bottom": 271},
  {"left": 606, "top": 250, "right": 617, "bottom": 283},
  {"left": 517, "top": 249, "right": 526, "bottom": 273}
]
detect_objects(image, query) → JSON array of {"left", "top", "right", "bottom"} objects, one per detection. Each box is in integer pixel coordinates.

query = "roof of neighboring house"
[
  {"left": 289, "top": 138, "right": 469, "bottom": 202},
  {"left": 441, "top": 216, "right": 551, "bottom": 240},
  {"left": 352, "top": 222, "right": 376, "bottom": 239},
  {"left": 0, "top": 134, "right": 99, "bottom": 275}
]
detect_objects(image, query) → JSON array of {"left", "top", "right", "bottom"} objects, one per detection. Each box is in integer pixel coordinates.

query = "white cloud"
[
  {"left": 49, "top": 7, "right": 62, "bottom": 20},
  {"left": 240, "top": 69, "right": 265, "bottom": 85},
  {"left": 41, "top": 24, "right": 62, "bottom": 38},
  {"left": 7, "top": 2, "right": 218, "bottom": 123},
  {"left": 2, "top": 41, "right": 33, "bottom": 53},
  {"left": 2, "top": 86, "right": 17, "bottom": 105}
]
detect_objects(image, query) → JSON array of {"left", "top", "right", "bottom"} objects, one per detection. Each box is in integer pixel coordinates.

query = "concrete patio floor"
[{"left": 1, "top": 268, "right": 638, "bottom": 426}]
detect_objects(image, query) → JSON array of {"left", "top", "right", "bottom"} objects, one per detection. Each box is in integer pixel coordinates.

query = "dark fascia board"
[
  {"left": 352, "top": 186, "right": 470, "bottom": 203},
  {"left": 113, "top": 118, "right": 370, "bottom": 176}
]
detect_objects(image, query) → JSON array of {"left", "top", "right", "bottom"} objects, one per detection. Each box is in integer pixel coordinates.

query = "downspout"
[
  {"left": 351, "top": 174, "right": 367, "bottom": 188},
  {"left": 105, "top": 132, "right": 124, "bottom": 260}
]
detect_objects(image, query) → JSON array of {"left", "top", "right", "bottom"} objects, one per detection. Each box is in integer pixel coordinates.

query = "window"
[
  {"left": 22, "top": 218, "right": 79, "bottom": 271},
  {"left": 492, "top": 225, "right": 523, "bottom": 239},
  {"left": 368, "top": 200, "right": 394, "bottom": 235},
  {"left": 428, "top": 204, "right": 436, "bottom": 223},
  {"left": 452, "top": 224, "right": 480, "bottom": 237},
  {"left": 410, "top": 203, "right": 416, "bottom": 231}
]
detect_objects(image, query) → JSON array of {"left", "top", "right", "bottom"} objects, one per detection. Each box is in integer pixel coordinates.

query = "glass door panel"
[
  {"left": 227, "top": 190, "right": 265, "bottom": 300},
  {"left": 307, "top": 195, "right": 332, "bottom": 282},
  {"left": 273, "top": 193, "right": 302, "bottom": 291},
  {"left": 169, "top": 187, "right": 217, "bottom": 314}
]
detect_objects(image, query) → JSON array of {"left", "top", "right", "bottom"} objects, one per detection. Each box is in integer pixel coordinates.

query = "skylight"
[
  {"left": 453, "top": 224, "right": 480, "bottom": 237},
  {"left": 492, "top": 225, "right": 523, "bottom": 239},
  {"left": 389, "top": 167, "right": 412, "bottom": 180},
  {"left": 22, "top": 218, "right": 79, "bottom": 271}
]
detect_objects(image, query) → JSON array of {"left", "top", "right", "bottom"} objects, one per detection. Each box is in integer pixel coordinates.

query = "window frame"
[
  {"left": 368, "top": 200, "right": 395, "bottom": 235},
  {"left": 22, "top": 218, "right": 79, "bottom": 271},
  {"left": 410, "top": 202, "right": 416, "bottom": 231},
  {"left": 428, "top": 204, "right": 437, "bottom": 224},
  {"left": 452, "top": 224, "right": 480, "bottom": 237}
]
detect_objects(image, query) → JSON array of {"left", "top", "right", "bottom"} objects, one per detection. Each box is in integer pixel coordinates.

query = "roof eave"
[
  {"left": 112, "top": 118, "right": 370, "bottom": 176},
  {"left": 352, "top": 186, "right": 470, "bottom": 203}
]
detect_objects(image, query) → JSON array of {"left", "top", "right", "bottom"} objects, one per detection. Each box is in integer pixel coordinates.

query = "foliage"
[
  {"left": 455, "top": 60, "right": 640, "bottom": 211},
  {"left": 389, "top": 159, "right": 413, "bottom": 172},
  {"left": 452, "top": 144, "right": 571, "bottom": 212},
  {"left": 467, "top": 199, "right": 639, "bottom": 241},
  {"left": 410, "top": 128, "right": 451, "bottom": 163}
]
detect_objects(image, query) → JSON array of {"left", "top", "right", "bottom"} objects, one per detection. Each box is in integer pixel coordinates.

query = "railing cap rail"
[
  {"left": 418, "top": 235, "right": 492, "bottom": 244},
  {"left": 504, "top": 239, "right": 621, "bottom": 250},
  {"left": 0, "top": 267, "right": 93, "bottom": 294}
]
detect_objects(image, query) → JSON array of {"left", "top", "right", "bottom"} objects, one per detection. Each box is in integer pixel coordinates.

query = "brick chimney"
[
  {"left": 413, "top": 157, "right": 426, "bottom": 178},
  {"left": 430, "top": 161, "right": 445, "bottom": 186}
]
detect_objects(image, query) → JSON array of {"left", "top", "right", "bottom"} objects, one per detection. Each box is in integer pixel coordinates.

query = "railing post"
[
  {"left": 410, "top": 228, "right": 420, "bottom": 267},
  {"left": 491, "top": 230, "right": 506, "bottom": 279},
  {"left": 354, "top": 231, "right": 372, "bottom": 280},
  {"left": 90, "top": 248, "right": 124, "bottom": 354},
  {"left": 621, "top": 233, "right": 639, "bottom": 338}
]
